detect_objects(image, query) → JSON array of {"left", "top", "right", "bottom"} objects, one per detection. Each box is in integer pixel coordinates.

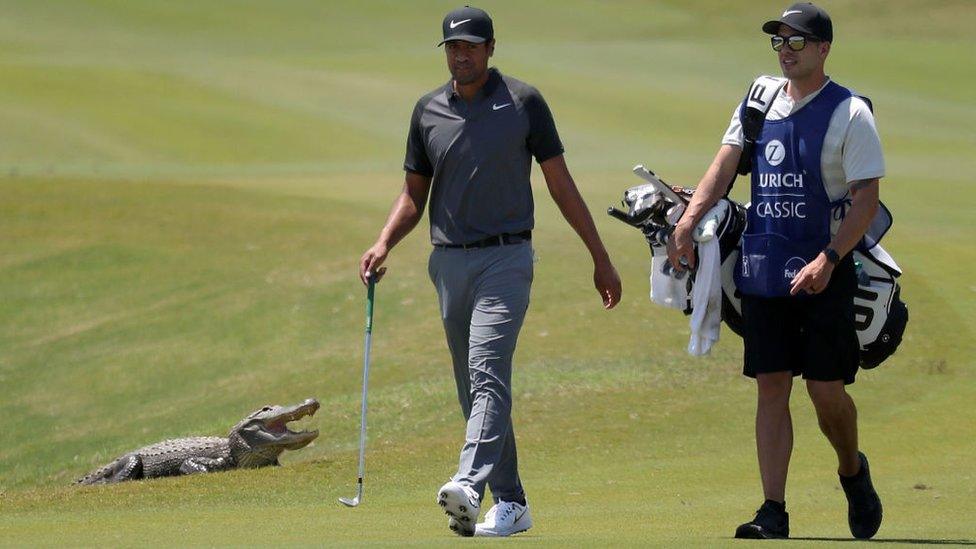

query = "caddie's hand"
[
  {"left": 789, "top": 253, "right": 834, "bottom": 296},
  {"left": 359, "top": 243, "right": 389, "bottom": 286},
  {"left": 667, "top": 221, "right": 696, "bottom": 271},
  {"left": 594, "top": 257, "right": 622, "bottom": 309}
]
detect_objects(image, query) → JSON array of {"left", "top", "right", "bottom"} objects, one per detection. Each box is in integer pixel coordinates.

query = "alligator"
[{"left": 75, "top": 398, "right": 320, "bottom": 485}]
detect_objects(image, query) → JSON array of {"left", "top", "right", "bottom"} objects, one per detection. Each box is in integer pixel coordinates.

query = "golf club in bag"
[
  {"left": 609, "top": 164, "right": 908, "bottom": 368},
  {"left": 339, "top": 275, "right": 377, "bottom": 507}
]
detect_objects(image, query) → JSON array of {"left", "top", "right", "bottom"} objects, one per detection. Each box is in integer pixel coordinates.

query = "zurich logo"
[{"left": 765, "top": 140, "right": 786, "bottom": 167}]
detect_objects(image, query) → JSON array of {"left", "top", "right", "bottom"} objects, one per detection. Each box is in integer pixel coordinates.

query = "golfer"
[
  {"left": 667, "top": 2, "right": 884, "bottom": 539},
  {"left": 358, "top": 5, "right": 621, "bottom": 538}
]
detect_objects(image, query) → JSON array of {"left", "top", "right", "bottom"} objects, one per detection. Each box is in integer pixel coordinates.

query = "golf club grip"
[{"left": 365, "top": 278, "right": 375, "bottom": 332}]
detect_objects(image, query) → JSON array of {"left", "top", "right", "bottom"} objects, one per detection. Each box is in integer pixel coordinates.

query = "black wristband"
[{"left": 823, "top": 247, "right": 841, "bottom": 265}]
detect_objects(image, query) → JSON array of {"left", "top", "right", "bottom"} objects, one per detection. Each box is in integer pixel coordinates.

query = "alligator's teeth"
[{"left": 287, "top": 416, "right": 316, "bottom": 432}]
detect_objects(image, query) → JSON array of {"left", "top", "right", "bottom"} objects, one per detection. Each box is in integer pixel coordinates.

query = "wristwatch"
[{"left": 823, "top": 247, "right": 841, "bottom": 265}]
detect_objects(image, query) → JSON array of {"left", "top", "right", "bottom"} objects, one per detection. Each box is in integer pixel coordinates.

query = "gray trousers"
[{"left": 428, "top": 242, "right": 533, "bottom": 503}]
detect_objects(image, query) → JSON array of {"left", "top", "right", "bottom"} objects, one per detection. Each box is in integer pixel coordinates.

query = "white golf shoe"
[
  {"left": 475, "top": 500, "right": 533, "bottom": 537},
  {"left": 436, "top": 481, "right": 480, "bottom": 537}
]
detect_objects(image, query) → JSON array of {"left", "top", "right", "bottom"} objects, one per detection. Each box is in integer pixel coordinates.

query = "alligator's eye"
[{"left": 262, "top": 406, "right": 272, "bottom": 411}]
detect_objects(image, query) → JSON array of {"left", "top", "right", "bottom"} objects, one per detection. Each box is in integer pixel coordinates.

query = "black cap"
[
  {"left": 438, "top": 6, "right": 493, "bottom": 46},
  {"left": 762, "top": 3, "right": 833, "bottom": 43}
]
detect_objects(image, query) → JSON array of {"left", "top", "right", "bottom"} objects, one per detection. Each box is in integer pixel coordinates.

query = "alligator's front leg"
[{"left": 178, "top": 456, "right": 234, "bottom": 475}]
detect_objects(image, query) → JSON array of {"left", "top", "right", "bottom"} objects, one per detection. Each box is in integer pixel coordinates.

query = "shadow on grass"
[{"left": 789, "top": 538, "right": 976, "bottom": 545}]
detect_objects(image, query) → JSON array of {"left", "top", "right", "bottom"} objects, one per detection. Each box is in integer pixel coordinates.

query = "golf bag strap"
[{"left": 727, "top": 76, "right": 787, "bottom": 197}]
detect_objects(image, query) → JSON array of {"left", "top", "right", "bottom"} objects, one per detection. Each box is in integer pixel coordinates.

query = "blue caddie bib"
[{"left": 734, "top": 81, "right": 853, "bottom": 297}]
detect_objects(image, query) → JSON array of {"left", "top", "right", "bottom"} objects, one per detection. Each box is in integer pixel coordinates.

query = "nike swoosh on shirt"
[
  {"left": 449, "top": 19, "right": 471, "bottom": 29},
  {"left": 492, "top": 103, "right": 512, "bottom": 111},
  {"left": 782, "top": 10, "right": 803, "bottom": 16}
]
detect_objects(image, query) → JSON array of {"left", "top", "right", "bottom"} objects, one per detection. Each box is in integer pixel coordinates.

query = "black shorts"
[{"left": 741, "top": 256, "right": 860, "bottom": 384}]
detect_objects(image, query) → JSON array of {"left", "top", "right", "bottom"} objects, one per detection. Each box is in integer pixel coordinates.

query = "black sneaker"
[
  {"left": 734, "top": 500, "right": 789, "bottom": 539},
  {"left": 840, "top": 452, "right": 883, "bottom": 539}
]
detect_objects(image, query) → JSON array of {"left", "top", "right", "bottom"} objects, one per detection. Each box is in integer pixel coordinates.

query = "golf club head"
[
  {"left": 338, "top": 496, "right": 360, "bottom": 507},
  {"left": 339, "top": 483, "right": 364, "bottom": 508}
]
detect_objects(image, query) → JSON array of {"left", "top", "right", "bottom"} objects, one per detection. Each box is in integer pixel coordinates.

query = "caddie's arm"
[
  {"left": 789, "top": 179, "right": 879, "bottom": 295},
  {"left": 540, "top": 154, "right": 622, "bottom": 309},
  {"left": 668, "top": 144, "right": 742, "bottom": 271},
  {"left": 358, "top": 171, "right": 432, "bottom": 285}
]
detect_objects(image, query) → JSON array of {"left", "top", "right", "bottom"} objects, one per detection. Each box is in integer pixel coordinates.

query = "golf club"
[
  {"left": 339, "top": 274, "right": 377, "bottom": 508},
  {"left": 633, "top": 164, "right": 688, "bottom": 205}
]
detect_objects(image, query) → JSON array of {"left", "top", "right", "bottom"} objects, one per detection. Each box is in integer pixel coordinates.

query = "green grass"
[{"left": 2, "top": 0, "right": 975, "bottom": 546}]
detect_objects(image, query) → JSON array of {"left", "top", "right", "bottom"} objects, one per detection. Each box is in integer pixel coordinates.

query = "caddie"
[
  {"left": 667, "top": 2, "right": 885, "bottom": 540},
  {"left": 358, "top": 5, "right": 622, "bottom": 538}
]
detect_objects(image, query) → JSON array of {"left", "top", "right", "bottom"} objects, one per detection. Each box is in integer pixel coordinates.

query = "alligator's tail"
[{"left": 75, "top": 455, "right": 143, "bottom": 485}]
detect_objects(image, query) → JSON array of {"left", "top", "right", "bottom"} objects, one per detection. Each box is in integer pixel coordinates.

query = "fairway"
[{"left": 2, "top": 0, "right": 975, "bottom": 546}]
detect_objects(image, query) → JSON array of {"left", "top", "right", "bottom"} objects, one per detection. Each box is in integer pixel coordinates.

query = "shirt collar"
[
  {"left": 447, "top": 67, "right": 501, "bottom": 102},
  {"left": 779, "top": 75, "right": 831, "bottom": 111}
]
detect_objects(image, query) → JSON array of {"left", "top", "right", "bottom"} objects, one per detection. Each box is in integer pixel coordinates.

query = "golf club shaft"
[{"left": 353, "top": 278, "right": 375, "bottom": 500}]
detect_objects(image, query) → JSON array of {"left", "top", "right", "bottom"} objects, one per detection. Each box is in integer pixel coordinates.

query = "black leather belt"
[{"left": 435, "top": 230, "right": 532, "bottom": 250}]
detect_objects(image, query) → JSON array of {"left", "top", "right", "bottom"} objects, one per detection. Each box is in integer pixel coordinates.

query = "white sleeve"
[
  {"left": 842, "top": 97, "right": 885, "bottom": 183},
  {"left": 721, "top": 103, "right": 745, "bottom": 148}
]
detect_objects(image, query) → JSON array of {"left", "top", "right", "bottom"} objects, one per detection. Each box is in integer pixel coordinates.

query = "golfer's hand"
[
  {"left": 594, "top": 258, "right": 622, "bottom": 309},
  {"left": 667, "top": 221, "right": 696, "bottom": 271},
  {"left": 789, "top": 253, "right": 834, "bottom": 296},
  {"left": 359, "top": 243, "right": 389, "bottom": 286}
]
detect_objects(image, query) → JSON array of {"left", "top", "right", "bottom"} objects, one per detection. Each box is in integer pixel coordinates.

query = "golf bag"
[{"left": 609, "top": 166, "right": 908, "bottom": 369}]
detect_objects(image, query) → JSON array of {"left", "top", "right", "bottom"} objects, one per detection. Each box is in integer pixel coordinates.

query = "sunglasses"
[{"left": 771, "top": 34, "right": 821, "bottom": 52}]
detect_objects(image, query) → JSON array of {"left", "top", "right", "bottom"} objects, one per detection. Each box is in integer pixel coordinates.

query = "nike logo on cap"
[
  {"left": 449, "top": 18, "right": 471, "bottom": 29},
  {"left": 492, "top": 103, "right": 511, "bottom": 111},
  {"left": 782, "top": 9, "right": 803, "bottom": 16}
]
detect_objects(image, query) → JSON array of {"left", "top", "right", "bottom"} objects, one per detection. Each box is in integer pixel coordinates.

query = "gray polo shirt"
[{"left": 404, "top": 68, "right": 564, "bottom": 246}]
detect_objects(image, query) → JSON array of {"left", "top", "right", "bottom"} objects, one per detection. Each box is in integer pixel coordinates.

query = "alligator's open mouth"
[{"left": 263, "top": 398, "right": 320, "bottom": 448}]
